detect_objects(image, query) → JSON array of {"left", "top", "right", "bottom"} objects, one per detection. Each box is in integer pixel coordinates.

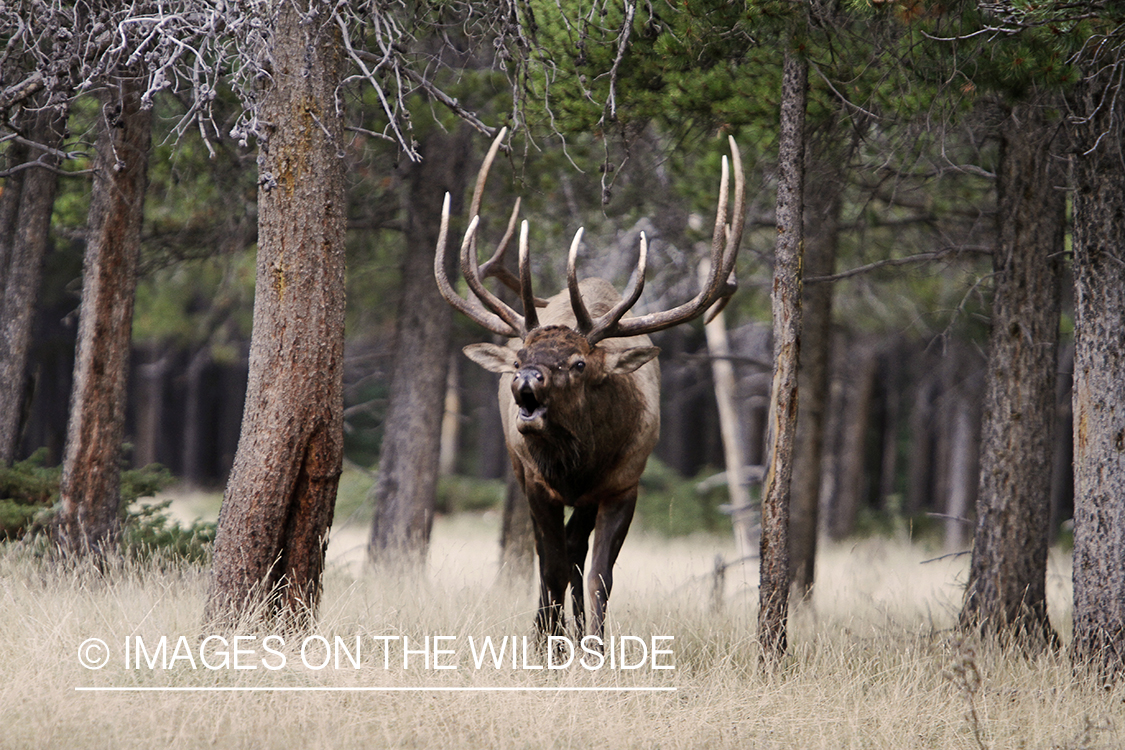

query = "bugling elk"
[{"left": 435, "top": 129, "right": 745, "bottom": 640}]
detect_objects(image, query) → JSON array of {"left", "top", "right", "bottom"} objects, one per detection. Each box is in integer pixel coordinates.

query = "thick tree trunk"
[
  {"left": 54, "top": 77, "right": 152, "bottom": 553},
  {"left": 1069, "top": 65, "right": 1125, "bottom": 681},
  {"left": 0, "top": 105, "right": 68, "bottom": 464},
  {"left": 205, "top": 4, "right": 346, "bottom": 628},
  {"left": 759, "top": 46, "right": 806, "bottom": 668},
  {"left": 368, "top": 125, "right": 470, "bottom": 564},
  {"left": 789, "top": 145, "right": 843, "bottom": 597},
  {"left": 959, "top": 100, "right": 1064, "bottom": 649}
]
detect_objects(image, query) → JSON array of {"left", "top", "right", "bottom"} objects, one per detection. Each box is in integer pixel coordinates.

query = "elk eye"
[{"left": 572, "top": 360, "right": 586, "bottom": 372}]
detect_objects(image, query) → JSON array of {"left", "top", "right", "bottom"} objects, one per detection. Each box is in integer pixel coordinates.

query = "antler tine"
[
  {"left": 567, "top": 227, "right": 594, "bottom": 334},
  {"left": 435, "top": 195, "right": 519, "bottom": 337},
  {"left": 461, "top": 213, "right": 527, "bottom": 335},
  {"left": 478, "top": 196, "right": 523, "bottom": 294},
  {"left": 608, "top": 139, "right": 745, "bottom": 339},
  {"left": 586, "top": 232, "right": 648, "bottom": 345},
  {"left": 723, "top": 136, "right": 746, "bottom": 282},
  {"left": 704, "top": 137, "right": 746, "bottom": 324},
  {"left": 470, "top": 126, "right": 507, "bottom": 221},
  {"left": 518, "top": 220, "right": 539, "bottom": 332}
]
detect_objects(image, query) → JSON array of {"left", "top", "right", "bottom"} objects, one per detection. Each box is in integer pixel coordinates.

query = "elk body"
[{"left": 436, "top": 129, "right": 745, "bottom": 639}]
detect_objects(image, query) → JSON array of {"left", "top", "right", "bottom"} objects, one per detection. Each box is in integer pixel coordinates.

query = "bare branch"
[
  {"left": 805, "top": 246, "right": 993, "bottom": 285},
  {"left": 0, "top": 72, "right": 45, "bottom": 114}
]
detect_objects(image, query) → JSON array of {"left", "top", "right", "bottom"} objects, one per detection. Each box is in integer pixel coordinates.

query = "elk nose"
[
  {"left": 514, "top": 367, "right": 545, "bottom": 387},
  {"left": 513, "top": 367, "right": 545, "bottom": 394}
]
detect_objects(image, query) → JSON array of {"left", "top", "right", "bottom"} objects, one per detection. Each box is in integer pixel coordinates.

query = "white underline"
[{"left": 75, "top": 686, "right": 676, "bottom": 693}]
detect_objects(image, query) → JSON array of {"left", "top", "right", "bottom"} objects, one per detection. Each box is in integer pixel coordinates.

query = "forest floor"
[{"left": 2, "top": 487, "right": 1118, "bottom": 749}]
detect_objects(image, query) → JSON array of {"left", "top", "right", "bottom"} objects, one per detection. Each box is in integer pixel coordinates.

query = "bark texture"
[
  {"left": 55, "top": 77, "right": 152, "bottom": 552},
  {"left": 0, "top": 105, "right": 68, "bottom": 463},
  {"left": 759, "top": 46, "right": 806, "bottom": 668},
  {"left": 1069, "top": 64, "right": 1125, "bottom": 680},
  {"left": 960, "top": 100, "right": 1064, "bottom": 649},
  {"left": 368, "top": 125, "right": 470, "bottom": 564},
  {"left": 205, "top": 4, "right": 346, "bottom": 628}
]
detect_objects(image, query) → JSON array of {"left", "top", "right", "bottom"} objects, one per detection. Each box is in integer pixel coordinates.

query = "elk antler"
[
  {"left": 571, "top": 136, "right": 745, "bottom": 345},
  {"left": 434, "top": 126, "right": 544, "bottom": 338}
]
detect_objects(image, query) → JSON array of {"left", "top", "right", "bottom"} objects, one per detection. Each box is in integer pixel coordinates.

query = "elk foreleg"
[
  {"left": 527, "top": 488, "right": 568, "bottom": 637},
  {"left": 564, "top": 505, "right": 598, "bottom": 636},
  {"left": 587, "top": 492, "right": 637, "bottom": 639}
]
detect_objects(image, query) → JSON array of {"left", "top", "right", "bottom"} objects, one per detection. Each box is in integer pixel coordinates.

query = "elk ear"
[
  {"left": 604, "top": 346, "right": 660, "bottom": 376},
  {"left": 463, "top": 343, "right": 518, "bottom": 374}
]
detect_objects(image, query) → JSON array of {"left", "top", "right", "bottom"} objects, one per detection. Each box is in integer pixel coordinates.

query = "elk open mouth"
[{"left": 515, "top": 386, "right": 547, "bottom": 423}]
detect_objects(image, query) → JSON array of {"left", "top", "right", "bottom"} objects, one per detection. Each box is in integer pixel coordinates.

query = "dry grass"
[{"left": 1, "top": 509, "right": 1119, "bottom": 750}]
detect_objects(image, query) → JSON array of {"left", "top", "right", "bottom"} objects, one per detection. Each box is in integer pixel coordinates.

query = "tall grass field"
[{"left": 2, "top": 499, "right": 1119, "bottom": 749}]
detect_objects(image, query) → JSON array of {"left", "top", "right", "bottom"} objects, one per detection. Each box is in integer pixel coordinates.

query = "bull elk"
[{"left": 435, "top": 129, "right": 745, "bottom": 640}]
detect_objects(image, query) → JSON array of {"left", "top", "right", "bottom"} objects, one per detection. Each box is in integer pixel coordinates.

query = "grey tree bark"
[
  {"left": 55, "top": 75, "right": 153, "bottom": 552},
  {"left": 1069, "top": 62, "right": 1125, "bottom": 681},
  {"left": 205, "top": 3, "right": 346, "bottom": 628},
  {"left": 368, "top": 124, "right": 470, "bottom": 565},
  {"left": 759, "top": 46, "right": 806, "bottom": 668},
  {"left": 0, "top": 104, "right": 68, "bottom": 464},
  {"left": 959, "top": 99, "right": 1064, "bottom": 649}
]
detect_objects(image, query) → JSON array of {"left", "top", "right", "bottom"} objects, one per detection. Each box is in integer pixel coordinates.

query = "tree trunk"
[
  {"left": 181, "top": 346, "right": 210, "bottom": 486},
  {"left": 134, "top": 343, "right": 170, "bottom": 468},
  {"left": 1069, "top": 64, "right": 1125, "bottom": 681},
  {"left": 0, "top": 105, "right": 68, "bottom": 464},
  {"left": 943, "top": 396, "right": 976, "bottom": 553},
  {"left": 439, "top": 354, "right": 461, "bottom": 476},
  {"left": 789, "top": 143, "right": 844, "bottom": 598},
  {"left": 205, "top": 3, "right": 346, "bottom": 628},
  {"left": 368, "top": 125, "right": 470, "bottom": 564},
  {"left": 1048, "top": 342, "right": 1074, "bottom": 545},
  {"left": 959, "top": 99, "right": 1064, "bottom": 649},
  {"left": 825, "top": 339, "right": 878, "bottom": 540},
  {"left": 54, "top": 77, "right": 152, "bottom": 552},
  {"left": 703, "top": 264, "right": 754, "bottom": 562},
  {"left": 759, "top": 46, "right": 806, "bottom": 668},
  {"left": 905, "top": 355, "right": 940, "bottom": 517}
]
